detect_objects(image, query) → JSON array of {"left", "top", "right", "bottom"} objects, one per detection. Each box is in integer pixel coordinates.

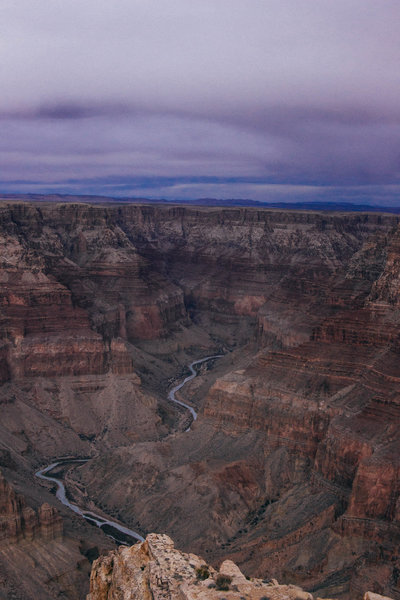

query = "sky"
[{"left": 1, "top": 0, "right": 400, "bottom": 205}]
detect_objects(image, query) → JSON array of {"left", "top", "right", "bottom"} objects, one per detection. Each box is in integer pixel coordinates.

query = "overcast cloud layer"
[{"left": 1, "top": 1, "right": 400, "bottom": 203}]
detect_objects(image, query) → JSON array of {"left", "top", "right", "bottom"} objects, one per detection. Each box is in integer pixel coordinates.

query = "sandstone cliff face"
[
  {"left": 197, "top": 225, "right": 400, "bottom": 597},
  {"left": 73, "top": 210, "right": 400, "bottom": 599},
  {"left": 0, "top": 230, "right": 106, "bottom": 382},
  {"left": 0, "top": 469, "right": 62, "bottom": 543},
  {"left": 1, "top": 204, "right": 395, "bottom": 362},
  {"left": 0, "top": 465, "right": 117, "bottom": 600},
  {"left": 1, "top": 202, "right": 400, "bottom": 600}
]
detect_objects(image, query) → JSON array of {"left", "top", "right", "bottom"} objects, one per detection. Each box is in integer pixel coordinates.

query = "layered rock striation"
[
  {"left": 65, "top": 205, "right": 400, "bottom": 598},
  {"left": 0, "top": 469, "right": 62, "bottom": 543},
  {"left": 1, "top": 201, "right": 400, "bottom": 599},
  {"left": 1, "top": 203, "right": 395, "bottom": 363}
]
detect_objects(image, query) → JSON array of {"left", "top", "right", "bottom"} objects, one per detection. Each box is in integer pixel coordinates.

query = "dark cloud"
[{"left": 1, "top": 1, "right": 400, "bottom": 203}]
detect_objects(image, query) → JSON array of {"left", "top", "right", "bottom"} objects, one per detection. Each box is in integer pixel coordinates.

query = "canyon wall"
[
  {"left": 0, "top": 467, "right": 108, "bottom": 600},
  {"left": 0, "top": 202, "right": 399, "bottom": 599},
  {"left": 1, "top": 203, "right": 394, "bottom": 363},
  {"left": 0, "top": 469, "right": 62, "bottom": 543}
]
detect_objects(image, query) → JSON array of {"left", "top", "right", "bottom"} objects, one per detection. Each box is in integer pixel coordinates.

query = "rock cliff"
[
  {"left": 0, "top": 466, "right": 116, "bottom": 600},
  {"left": 0, "top": 201, "right": 399, "bottom": 600},
  {"left": 0, "top": 469, "right": 62, "bottom": 543},
  {"left": 87, "top": 533, "right": 394, "bottom": 600},
  {"left": 88, "top": 533, "right": 315, "bottom": 600}
]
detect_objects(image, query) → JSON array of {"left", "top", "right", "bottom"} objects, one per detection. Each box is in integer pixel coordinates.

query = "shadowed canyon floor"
[{"left": 0, "top": 202, "right": 399, "bottom": 599}]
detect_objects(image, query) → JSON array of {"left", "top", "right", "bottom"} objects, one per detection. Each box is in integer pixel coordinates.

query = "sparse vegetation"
[
  {"left": 196, "top": 565, "right": 210, "bottom": 580},
  {"left": 215, "top": 574, "right": 232, "bottom": 591}
]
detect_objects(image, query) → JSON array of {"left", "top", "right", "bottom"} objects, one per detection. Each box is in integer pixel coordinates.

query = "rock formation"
[
  {"left": 0, "top": 467, "right": 116, "bottom": 600},
  {"left": 88, "top": 533, "right": 315, "bottom": 600},
  {"left": 87, "top": 533, "right": 395, "bottom": 600},
  {"left": 0, "top": 201, "right": 399, "bottom": 599},
  {"left": 0, "top": 469, "right": 62, "bottom": 543}
]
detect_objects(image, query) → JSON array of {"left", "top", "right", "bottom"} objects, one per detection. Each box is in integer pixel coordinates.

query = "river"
[
  {"left": 167, "top": 354, "right": 223, "bottom": 423},
  {"left": 35, "top": 354, "right": 223, "bottom": 545},
  {"left": 35, "top": 460, "right": 144, "bottom": 545}
]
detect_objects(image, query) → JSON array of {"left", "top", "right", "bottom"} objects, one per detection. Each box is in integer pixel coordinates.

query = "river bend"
[
  {"left": 167, "top": 354, "right": 223, "bottom": 422},
  {"left": 35, "top": 354, "right": 222, "bottom": 545}
]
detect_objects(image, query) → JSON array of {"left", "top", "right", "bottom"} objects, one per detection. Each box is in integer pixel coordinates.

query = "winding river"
[
  {"left": 35, "top": 460, "right": 145, "bottom": 545},
  {"left": 167, "top": 354, "right": 223, "bottom": 422},
  {"left": 35, "top": 354, "right": 223, "bottom": 545}
]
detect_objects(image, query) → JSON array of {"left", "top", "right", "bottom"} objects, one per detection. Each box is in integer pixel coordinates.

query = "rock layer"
[
  {"left": 0, "top": 202, "right": 400, "bottom": 599},
  {"left": 0, "top": 469, "right": 62, "bottom": 543}
]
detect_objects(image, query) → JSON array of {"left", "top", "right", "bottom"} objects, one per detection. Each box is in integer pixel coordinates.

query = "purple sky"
[{"left": 1, "top": 1, "right": 400, "bottom": 204}]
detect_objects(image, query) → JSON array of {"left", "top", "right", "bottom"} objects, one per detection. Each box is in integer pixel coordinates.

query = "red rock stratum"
[{"left": 0, "top": 202, "right": 399, "bottom": 599}]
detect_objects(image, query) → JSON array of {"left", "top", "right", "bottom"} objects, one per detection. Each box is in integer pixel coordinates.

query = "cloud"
[{"left": 1, "top": 1, "right": 400, "bottom": 202}]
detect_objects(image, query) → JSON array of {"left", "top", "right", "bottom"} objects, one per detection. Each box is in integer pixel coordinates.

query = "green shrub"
[
  {"left": 196, "top": 565, "right": 210, "bottom": 580},
  {"left": 215, "top": 575, "right": 232, "bottom": 591}
]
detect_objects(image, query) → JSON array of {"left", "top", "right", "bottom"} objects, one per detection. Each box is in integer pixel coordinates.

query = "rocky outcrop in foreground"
[
  {"left": 88, "top": 533, "right": 315, "bottom": 600},
  {"left": 88, "top": 534, "right": 395, "bottom": 600}
]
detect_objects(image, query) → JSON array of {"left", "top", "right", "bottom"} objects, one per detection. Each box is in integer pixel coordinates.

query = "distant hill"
[{"left": 0, "top": 193, "right": 399, "bottom": 213}]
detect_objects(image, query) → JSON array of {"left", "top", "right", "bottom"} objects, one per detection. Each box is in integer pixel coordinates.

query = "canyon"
[{"left": 0, "top": 201, "right": 399, "bottom": 599}]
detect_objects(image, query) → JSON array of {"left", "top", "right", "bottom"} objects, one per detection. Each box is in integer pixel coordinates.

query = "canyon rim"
[{"left": 0, "top": 201, "right": 399, "bottom": 599}]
